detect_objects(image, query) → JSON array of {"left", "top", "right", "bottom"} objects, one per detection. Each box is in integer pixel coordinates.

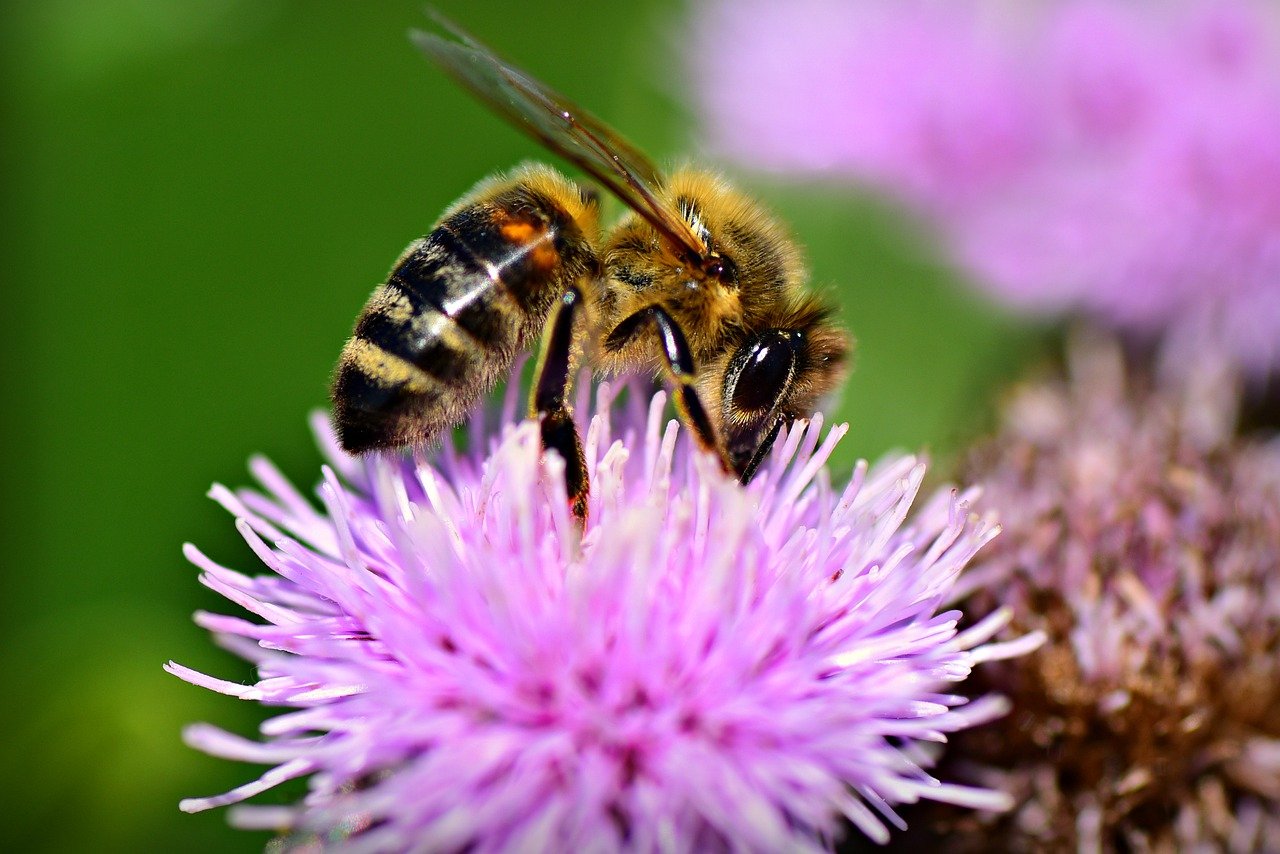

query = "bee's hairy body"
[
  {"left": 336, "top": 166, "right": 845, "bottom": 469},
  {"left": 598, "top": 171, "right": 847, "bottom": 473},
  {"left": 334, "top": 166, "right": 600, "bottom": 453},
  {"left": 331, "top": 14, "right": 851, "bottom": 522}
]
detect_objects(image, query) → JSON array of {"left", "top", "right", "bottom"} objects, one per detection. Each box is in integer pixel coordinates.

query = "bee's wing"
[{"left": 412, "top": 12, "right": 708, "bottom": 261}]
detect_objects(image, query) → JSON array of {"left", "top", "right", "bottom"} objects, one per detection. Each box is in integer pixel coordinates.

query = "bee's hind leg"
[{"left": 531, "top": 285, "right": 590, "bottom": 525}]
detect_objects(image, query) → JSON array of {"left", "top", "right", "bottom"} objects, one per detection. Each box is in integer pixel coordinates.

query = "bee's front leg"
[
  {"left": 605, "top": 306, "right": 734, "bottom": 476},
  {"left": 531, "top": 285, "right": 590, "bottom": 525}
]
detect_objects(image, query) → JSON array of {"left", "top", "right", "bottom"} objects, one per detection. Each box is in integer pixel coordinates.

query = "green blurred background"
[{"left": 2, "top": 1, "right": 1040, "bottom": 850}]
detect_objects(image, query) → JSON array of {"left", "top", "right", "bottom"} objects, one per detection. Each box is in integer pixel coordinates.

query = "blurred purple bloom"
[
  {"left": 939, "top": 334, "right": 1280, "bottom": 850},
  {"left": 169, "top": 381, "right": 1034, "bottom": 851},
  {"left": 692, "top": 0, "right": 1280, "bottom": 374}
]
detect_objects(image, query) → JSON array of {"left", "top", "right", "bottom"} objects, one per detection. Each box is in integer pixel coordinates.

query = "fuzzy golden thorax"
[{"left": 595, "top": 169, "right": 807, "bottom": 369}]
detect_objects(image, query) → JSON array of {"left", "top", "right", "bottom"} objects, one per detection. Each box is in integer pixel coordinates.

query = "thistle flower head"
[
  {"left": 168, "top": 380, "right": 1030, "bottom": 851},
  {"left": 946, "top": 335, "right": 1280, "bottom": 850},
  {"left": 692, "top": 0, "right": 1280, "bottom": 375}
]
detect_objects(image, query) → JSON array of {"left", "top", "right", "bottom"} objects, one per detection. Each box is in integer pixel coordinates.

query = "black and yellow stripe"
[{"left": 331, "top": 167, "right": 599, "bottom": 453}]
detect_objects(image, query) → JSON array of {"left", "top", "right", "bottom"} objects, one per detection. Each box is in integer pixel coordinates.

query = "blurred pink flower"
[
  {"left": 692, "top": 0, "right": 1280, "bottom": 374},
  {"left": 168, "top": 381, "right": 1034, "bottom": 851}
]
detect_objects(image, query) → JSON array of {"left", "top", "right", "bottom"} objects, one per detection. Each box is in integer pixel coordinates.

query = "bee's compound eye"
[{"left": 726, "top": 330, "right": 799, "bottom": 414}]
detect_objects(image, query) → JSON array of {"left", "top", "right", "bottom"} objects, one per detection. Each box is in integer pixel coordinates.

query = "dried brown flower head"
[{"left": 937, "top": 334, "right": 1280, "bottom": 852}]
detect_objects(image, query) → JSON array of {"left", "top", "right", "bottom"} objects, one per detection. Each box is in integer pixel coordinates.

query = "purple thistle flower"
[
  {"left": 936, "top": 334, "right": 1280, "bottom": 850},
  {"left": 168, "top": 380, "right": 1036, "bottom": 851},
  {"left": 691, "top": 0, "right": 1280, "bottom": 376}
]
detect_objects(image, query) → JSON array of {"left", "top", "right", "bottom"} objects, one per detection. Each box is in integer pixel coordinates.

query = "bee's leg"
[
  {"left": 531, "top": 285, "right": 590, "bottom": 524},
  {"left": 733, "top": 419, "right": 785, "bottom": 485},
  {"left": 605, "top": 306, "right": 734, "bottom": 475}
]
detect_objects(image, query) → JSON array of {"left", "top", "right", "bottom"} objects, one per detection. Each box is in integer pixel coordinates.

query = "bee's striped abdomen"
[{"left": 332, "top": 167, "right": 598, "bottom": 454}]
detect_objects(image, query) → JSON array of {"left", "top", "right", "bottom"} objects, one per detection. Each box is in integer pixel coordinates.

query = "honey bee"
[{"left": 332, "top": 12, "right": 850, "bottom": 521}]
